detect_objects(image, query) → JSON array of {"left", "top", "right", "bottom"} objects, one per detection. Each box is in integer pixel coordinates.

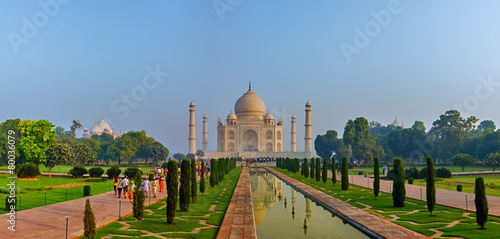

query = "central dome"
[{"left": 234, "top": 86, "right": 266, "bottom": 120}]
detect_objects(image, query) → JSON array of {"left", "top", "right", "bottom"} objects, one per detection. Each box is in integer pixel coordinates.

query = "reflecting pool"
[{"left": 250, "top": 169, "right": 369, "bottom": 239}]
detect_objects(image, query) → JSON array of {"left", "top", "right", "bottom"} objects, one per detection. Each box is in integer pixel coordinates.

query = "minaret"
[
  {"left": 291, "top": 115, "right": 296, "bottom": 152},
  {"left": 304, "top": 101, "right": 312, "bottom": 153},
  {"left": 202, "top": 115, "right": 208, "bottom": 152},
  {"left": 188, "top": 101, "right": 196, "bottom": 154}
]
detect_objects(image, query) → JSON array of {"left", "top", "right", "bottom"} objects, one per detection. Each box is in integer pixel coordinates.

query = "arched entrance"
[{"left": 243, "top": 129, "right": 258, "bottom": 151}]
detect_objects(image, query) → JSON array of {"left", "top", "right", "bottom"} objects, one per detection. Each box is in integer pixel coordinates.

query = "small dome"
[
  {"left": 90, "top": 123, "right": 102, "bottom": 134},
  {"left": 305, "top": 101, "right": 311, "bottom": 107},
  {"left": 391, "top": 117, "right": 401, "bottom": 127},
  {"left": 203, "top": 114, "right": 207, "bottom": 119},
  {"left": 234, "top": 85, "right": 265, "bottom": 120},
  {"left": 227, "top": 111, "right": 237, "bottom": 120},
  {"left": 97, "top": 117, "right": 112, "bottom": 133},
  {"left": 264, "top": 112, "right": 274, "bottom": 120},
  {"left": 189, "top": 101, "right": 195, "bottom": 107},
  {"left": 291, "top": 114, "right": 296, "bottom": 119}
]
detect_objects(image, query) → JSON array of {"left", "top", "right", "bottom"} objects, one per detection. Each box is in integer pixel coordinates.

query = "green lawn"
[
  {"left": 275, "top": 168, "right": 500, "bottom": 239},
  {"left": 96, "top": 167, "right": 243, "bottom": 238},
  {"left": 0, "top": 174, "right": 113, "bottom": 213},
  {"left": 408, "top": 175, "right": 500, "bottom": 197},
  {"left": 350, "top": 165, "right": 496, "bottom": 175},
  {"left": 0, "top": 165, "right": 156, "bottom": 174}
]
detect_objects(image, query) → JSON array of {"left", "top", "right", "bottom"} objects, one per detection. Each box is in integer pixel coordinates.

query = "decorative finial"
[{"left": 249, "top": 81, "right": 252, "bottom": 90}]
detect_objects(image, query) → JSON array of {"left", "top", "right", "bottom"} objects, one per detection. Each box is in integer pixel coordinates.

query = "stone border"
[
  {"left": 217, "top": 167, "right": 257, "bottom": 239},
  {"left": 266, "top": 168, "right": 429, "bottom": 239}
]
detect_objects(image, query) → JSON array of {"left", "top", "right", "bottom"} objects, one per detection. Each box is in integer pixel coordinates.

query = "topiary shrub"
[
  {"left": 436, "top": 167, "right": 452, "bottom": 178},
  {"left": 124, "top": 167, "right": 142, "bottom": 180},
  {"left": 419, "top": 167, "right": 429, "bottom": 179},
  {"left": 148, "top": 173, "right": 154, "bottom": 181},
  {"left": 161, "top": 162, "right": 168, "bottom": 169},
  {"left": 475, "top": 177, "right": 488, "bottom": 230},
  {"left": 392, "top": 158, "right": 406, "bottom": 207},
  {"left": 69, "top": 166, "right": 88, "bottom": 178},
  {"left": 408, "top": 177, "right": 414, "bottom": 185},
  {"left": 179, "top": 159, "right": 191, "bottom": 212},
  {"left": 166, "top": 160, "right": 178, "bottom": 224},
  {"left": 15, "top": 163, "right": 41, "bottom": 179},
  {"left": 426, "top": 156, "right": 436, "bottom": 216},
  {"left": 457, "top": 184, "right": 463, "bottom": 192},
  {"left": 83, "top": 185, "right": 91, "bottom": 196},
  {"left": 405, "top": 167, "right": 419, "bottom": 179},
  {"left": 358, "top": 171, "right": 363, "bottom": 175},
  {"left": 85, "top": 178, "right": 106, "bottom": 182},
  {"left": 106, "top": 165, "right": 121, "bottom": 180},
  {"left": 88, "top": 167, "right": 104, "bottom": 178},
  {"left": 341, "top": 157, "right": 349, "bottom": 190},
  {"left": 386, "top": 169, "right": 394, "bottom": 180},
  {"left": 5, "top": 196, "right": 17, "bottom": 211},
  {"left": 84, "top": 199, "right": 96, "bottom": 238}
]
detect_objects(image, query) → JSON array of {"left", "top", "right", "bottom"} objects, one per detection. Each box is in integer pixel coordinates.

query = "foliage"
[
  {"left": 191, "top": 158, "right": 197, "bottom": 203},
  {"left": 196, "top": 149, "right": 204, "bottom": 158},
  {"left": 83, "top": 199, "right": 96, "bottom": 239},
  {"left": 457, "top": 185, "right": 462, "bottom": 192},
  {"left": 106, "top": 165, "right": 121, "bottom": 179},
  {"left": 315, "top": 158, "right": 321, "bottom": 182},
  {"left": 405, "top": 167, "right": 419, "bottom": 179},
  {"left": 343, "top": 117, "right": 384, "bottom": 167},
  {"left": 133, "top": 172, "right": 146, "bottom": 237},
  {"left": 134, "top": 141, "right": 169, "bottom": 166},
  {"left": 186, "top": 153, "right": 195, "bottom": 159},
  {"left": 83, "top": 185, "right": 91, "bottom": 196},
  {"left": 117, "top": 130, "right": 155, "bottom": 164},
  {"left": 314, "top": 130, "right": 343, "bottom": 159},
  {"left": 426, "top": 156, "right": 436, "bottom": 216},
  {"left": 451, "top": 154, "right": 476, "bottom": 172},
  {"left": 19, "top": 119, "right": 56, "bottom": 165},
  {"left": 392, "top": 158, "right": 406, "bottom": 207},
  {"left": 148, "top": 173, "right": 154, "bottom": 181},
  {"left": 173, "top": 153, "right": 185, "bottom": 160},
  {"left": 475, "top": 177, "right": 488, "bottom": 229},
  {"left": 331, "top": 156, "right": 336, "bottom": 185},
  {"left": 484, "top": 152, "right": 500, "bottom": 173},
  {"left": 200, "top": 160, "right": 206, "bottom": 194},
  {"left": 88, "top": 167, "right": 104, "bottom": 178},
  {"left": 85, "top": 178, "right": 106, "bottom": 183},
  {"left": 408, "top": 178, "right": 414, "bottom": 184},
  {"left": 179, "top": 159, "right": 191, "bottom": 212},
  {"left": 436, "top": 167, "right": 452, "bottom": 178},
  {"left": 123, "top": 167, "right": 141, "bottom": 180},
  {"left": 45, "top": 143, "right": 73, "bottom": 177},
  {"left": 210, "top": 158, "right": 217, "bottom": 187},
  {"left": 69, "top": 165, "right": 88, "bottom": 178},
  {"left": 72, "top": 144, "right": 97, "bottom": 165},
  {"left": 374, "top": 157, "right": 380, "bottom": 198},
  {"left": 310, "top": 157, "right": 315, "bottom": 179},
  {"left": 341, "top": 157, "right": 349, "bottom": 190},
  {"left": 303, "top": 158, "right": 309, "bottom": 178},
  {"left": 70, "top": 120, "right": 83, "bottom": 138},
  {"left": 15, "top": 163, "right": 41, "bottom": 178},
  {"left": 322, "top": 158, "right": 328, "bottom": 183}
]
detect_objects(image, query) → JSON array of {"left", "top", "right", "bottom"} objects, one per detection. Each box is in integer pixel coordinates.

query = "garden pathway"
[
  {"left": 331, "top": 172, "right": 500, "bottom": 217},
  {"left": 0, "top": 184, "right": 169, "bottom": 239}
]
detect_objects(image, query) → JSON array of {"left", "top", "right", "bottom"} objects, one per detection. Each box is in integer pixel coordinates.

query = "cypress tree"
[
  {"left": 310, "top": 158, "right": 315, "bottom": 179},
  {"left": 200, "top": 160, "right": 206, "bottom": 194},
  {"left": 331, "top": 156, "right": 336, "bottom": 185},
  {"left": 341, "top": 157, "right": 349, "bottom": 190},
  {"left": 374, "top": 157, "right": 380, "bottom": 199},
  {"left": 218, "top": 159, "right": 224, "bottom": 182},
  {"left": 133, "top": 171, "right": 145, "bottom": 236},
  {"left": 166, "top": 160, "right": 178, "bottom": 224},
  {"left": 295, "top": 158, "right": 300, "bottom": 173},
  {"left": 301, "top": 162, "right": 304, "bottom": 176},
  {"left": 210, "top": 158, "right": 217, "bottom": 187},
  {"left": 179, "top": 159, "right": 191, "bottom": 212},
  {"left": 475, "top": 176, "right": 488, "bottom": 229},
  {"left": 315, "top": 158, "right": 321, "bottom": 182},
  {"left": 426, "top": 156, "right": 436, "bottom": 216},
  {"left": 191, "top": 158, "right": 197, "bottom": 203},
  {"left": 83, "top": 199, "right": 96, "bottom": 239},
  {"left": 321, "top": 158, "right": 327, "bottom": 183},
  {"left": 392, "top": 158, "right": 406, "bottom": 207},
  {"left": 304, "top": 158, "right": 309, "bottom": 178}
]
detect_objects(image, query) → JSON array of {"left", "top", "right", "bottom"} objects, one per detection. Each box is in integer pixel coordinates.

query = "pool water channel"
[{"left": 250, "top": 169, "right": 369, "bottom": 239}]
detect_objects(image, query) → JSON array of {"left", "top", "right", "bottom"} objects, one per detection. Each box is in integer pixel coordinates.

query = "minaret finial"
[{"left": 249, "top": 81, "right": 251, "bottom": 90}]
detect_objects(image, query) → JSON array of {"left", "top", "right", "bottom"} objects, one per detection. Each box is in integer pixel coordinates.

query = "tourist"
[
  {"left": 142, "top": 177, "right": 150, "bottom": 197},
  {"left": 128, "top": 181, "right": 135, "bottom": 203},
  {"left": 152, "top": 177, "right": 158, "bottom": 198},
  {"left": 117, "top": 177, "right": 123, "bottom": 198},
  {"left": 113, "top": 176, "right": 118, "bottom": 196},
  {"left": 122, "top": 175, "right": 129, "bottom": 197},
  {"left": 159, "top": 175, "right": 165, "bottom": 193},
  {"left": 383, "top": 166, "right": 387, "bottom": 175}
]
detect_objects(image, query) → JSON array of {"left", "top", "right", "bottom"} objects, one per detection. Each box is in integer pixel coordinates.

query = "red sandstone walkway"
[
  {"left": 332, "top": 172, "right": 500, "bottom": 217},
  {"left": 217, "top": 167, "right": 256, "bottom": 239},
  {"left": 267, "top": 168, "right": 428, "bottom": 239},
  {"left": 0, "top": 186, "right": 168, "bottom": 239}
]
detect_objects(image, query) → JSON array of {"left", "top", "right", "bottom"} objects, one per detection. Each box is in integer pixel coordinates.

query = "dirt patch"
[
  {"left": 52, "top": 183, "right": 92, "bottom": 188},
  {"left": 17, "top": 178, "right": 39, "bottom": 180}
]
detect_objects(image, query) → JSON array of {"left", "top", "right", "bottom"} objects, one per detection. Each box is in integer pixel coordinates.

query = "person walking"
[
  {"left": 159, "top": 175, "right": 165, "bottom": 193},
  {"left": 142, "top": 177, "right": 150, "bottom": 197},
  {"left": 122, "top": 175, "right": 129, "bottom": 197},
  {"left": 152, "top": 177, "right": 158, "bottom": 198},
  {"left": 117, "top": 177, "right": 123, "bottom": 198},
  {"left": 128, "top": 181, "right": 135, "bottom": 203},
  {"left": 113, "top": 176, "right": 118, "bottom": 196}
]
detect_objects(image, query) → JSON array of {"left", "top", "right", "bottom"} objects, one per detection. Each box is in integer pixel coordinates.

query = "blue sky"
[{"left": 2, "top": 1, "right": 500, "bottom": 155}]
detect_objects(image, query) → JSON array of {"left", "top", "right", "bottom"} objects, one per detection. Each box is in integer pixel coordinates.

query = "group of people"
[{"left": 113, "top": 175, "right": 166, "bottom": 203}]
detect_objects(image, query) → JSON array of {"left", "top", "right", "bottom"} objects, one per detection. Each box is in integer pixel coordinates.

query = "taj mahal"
[{"left": 188, "top": 83, "right": 313, "bottom": 159}]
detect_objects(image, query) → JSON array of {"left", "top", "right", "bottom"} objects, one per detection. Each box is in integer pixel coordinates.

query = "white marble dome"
[
  {"left": 234, "top": 87, "right": 265, "bottom": 120},
  {"left": 97, "top": 117, "right": 112, "bottom": 132}
]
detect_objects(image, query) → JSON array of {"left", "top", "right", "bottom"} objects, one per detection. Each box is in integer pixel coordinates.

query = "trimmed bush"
[
  {"left": 166, "top": 160, "right": 178, "bottom": 224},
  {"left": 408, "top": 177, "right": 414, "bottom": 185},
  {"left": 475, "top": 177, "right": 488, "bottom": 230},
  {"left": 179, "top": 159, "right": 191, "bottom": 212},
  {"left": 5, "top": 196, "right": 17, "bottom": 211},
  {"left": 358, "top": 171, "right": 363, "bottom": 175},
  {"left": 392, "top": 158, "right": 406, "bottom": 207},
  {"left": 341, "top": 157, "right": 349, "bottom": 190},
  {"left": 310, "top": 158, "right": 315, "bottom": 179},
  {"left": 69, "top": 166, "right": 88, "bottom": 178},
  {"left": 426, "top": 156, "right": 436, "bottom": 216},
  {"left": 106, "top": 165, "right": 121, "bottom": 179},
  {"left": 457, "top": 185, "right": 463, "bottom": 192},
  {"left": 405, "top": 167, "right": 419, "bottom": 179},
  {"left": 84, "top": 199, "right": 96, "bottom": 239},
  {"left": 88, "top": 167, "right": 104, "bottom": 178},
  {"left": 210, "top": 158, "right": 217, "bottom": 187},
  {"left": 331, "top": 156, "right": 336, "bottom": 185},
  {"left": 436, "top": 167, "right": 452, "bottom": 178},
  {"left": 200, "top": 160, "right": 206, "bottom": 194},
  {"left": 83, "top": 185, "right": 91, "bottom": 196},
  {"left": 191, "top": 158, "right": 197, "bottom": 203},
  {"left": 322, "top": 158, "right": 328, "bottom": 183},
  {"left": 161, "top": 162, "right": 168, "bottom": 169},
  {"left": 303, "top": 158, "right": 310, "bottom": 178},
  {"left": 15, "top": 163, "right": 41, "bottom": 179},
  {"left": 133, "top": 171, "right": 145, "bottom": 237},
  {"left": 419, "top": 167, "right": 429, "bottom": 179},
  {"left": 124, "top": 167, "right": 142, "bottom": 180},
  {"left": 85, "top": 178, "right": 106, "bottom": 182},
  {"left": 148, "top": 173, "right": 154, "bottom": 181},
  {"left": 374, "top": 157, "right": 380, "bottom": 199},
  {"left": 315, "top": 158, "right": 321, "bottom": 182}
]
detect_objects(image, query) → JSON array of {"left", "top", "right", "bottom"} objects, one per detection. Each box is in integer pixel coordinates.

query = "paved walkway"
[
  {"left": 217, "top": 167, "right": 256, "bottom": 239},
  {"left": 337, "top": 173, "right": 500, "bottom": 217},
  {"left": 0, "top": 186, "right": 168, "bottom": 238},
  {"left": 267, "top": 168, "right": 428, "bottom": 239}
]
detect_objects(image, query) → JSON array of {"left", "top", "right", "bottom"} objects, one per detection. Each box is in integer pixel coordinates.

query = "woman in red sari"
[{"left": 159, "top": 175, "right": 165, "bottom": 192}]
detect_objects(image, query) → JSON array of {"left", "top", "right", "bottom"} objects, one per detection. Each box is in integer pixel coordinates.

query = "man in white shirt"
[{"left": 122, "top": 175, "right": 129, "bottom": 196}]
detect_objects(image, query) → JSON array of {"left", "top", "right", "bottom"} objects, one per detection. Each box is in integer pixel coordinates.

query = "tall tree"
[
  {"left": 210, "top": 158, "right": 217, "bottom": 187},
  {"left": 303, "top": 158, "right": 309, "bottom": 178},
  {"left": 310, "top": 158, "right": 315, "bottom": 179},
  {"left": 426, "top": 156, "right": 436, "bottom": 216},
  {"left": 331, "top": 156, "right": 336, "bottom": 185},
  {"left": 314, "top": 130, "right": 341, "bottom": 160},
  {"left": 321, "top": 158, "right": 328, "bottom": 183},
  {"left": 72, "top": 144, "right": 97, "bottom": 165},
  {"left": 191, "top": 158, "right": 197, "bottom": 203},
  {"left": 478, "top": 120, "right": 496, "bottom": 131},
  {"left": 392, "top": 158, "right": 406, "bottom": 207},
  {"left": 451, "top": 154, "right": 476, "bottom": 172},
  {"left": 373, "top": 157, "right": 380, "bottom": 199},
  {"left": 118, "top": 130, "right": 154, "bottom": 164},
  {"left": 173, "top": 153, "right": 185, "bottom": 160},
  {"left": 19, "top": 119, "right": 56, "bottom": 165},
  {"left": 135, "top": 141, "right": 169, "bottom": 166},
  {"left": 200, "top": 160, "right": 206, "bottom": 194},
  {"left": 485, "top": 152, "right": 500, "bottom": 173},
  {"left": 55, "top": 126, "right": 65, "bottom": 136},
  {"left": 179, "top": 159, "right": 191, "bottom": 212},
  {"left": 475, "top": 176, "right": 488, "bottom": 230},
  {"left": 83, "top": 199, "right": 96, "bottom": 239},
  {"left": 45, "top": 143, "right": 74, "bottom": 177},
  {"left": 70, "top": 120, "right": 83, "bottom": 138},
  {"left": 133, "top": 171, "right": 145, "bottom": 238},
  {"left": 166, "top": 160, "right": 178, "bottom": 224},
  {"left": 196, "top": 149, "right": 204, "bottom": 158},
  {"left": 343, "top": 117, "right": 384, "bottom": 167},
  {"left": 341, "top": 157, "right": 349, "bottom": 190}
]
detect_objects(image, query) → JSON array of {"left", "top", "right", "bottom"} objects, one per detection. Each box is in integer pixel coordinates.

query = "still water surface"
[{"left": 250, "top": 169, "right": 369, "bottom": 239}]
